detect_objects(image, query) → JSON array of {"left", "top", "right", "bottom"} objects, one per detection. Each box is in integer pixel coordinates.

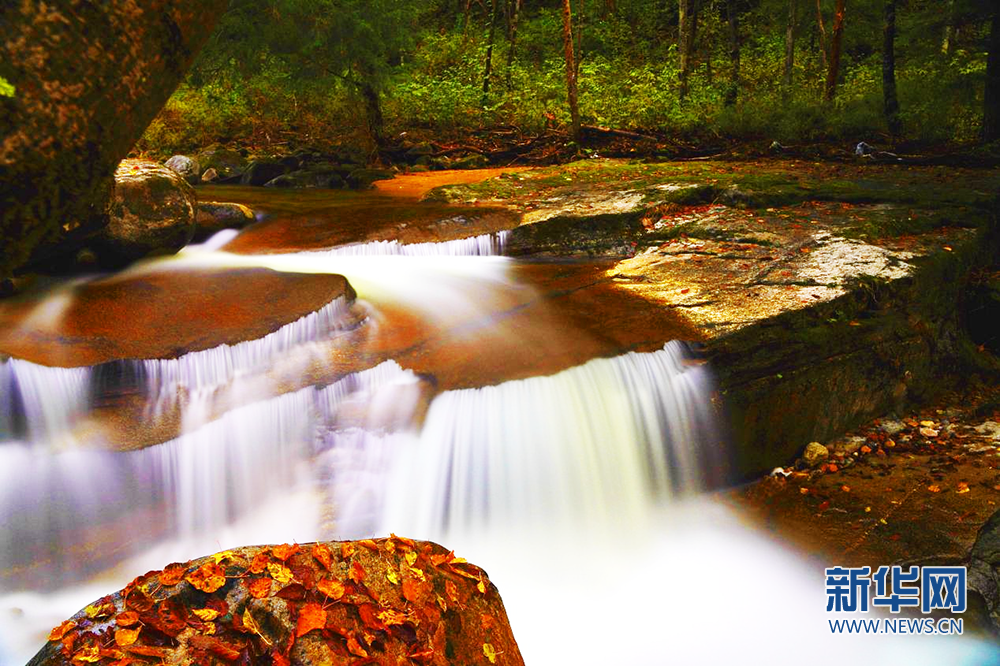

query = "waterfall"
[
  {"left": 320, "top": 231, "right": 507, "bottom": 257},
  {"left": 0, "top": 359, "right": 90, "bottom": 447}
]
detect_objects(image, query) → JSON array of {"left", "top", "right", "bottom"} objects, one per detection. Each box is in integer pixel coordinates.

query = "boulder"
[
  {"left": 29, "top": 538, "right": 524, "bottom": 666},
  {"left": 201, "top": 167, "right": 219, "bottom": 183},
  {"left": 194, "top": 201, "right": 256, "bottom": 241},
  {"left": 346, "top": 168, "right": 395, "bottom": 190},
  {"left": 265, "top": 170, "right": 345, "bottom": 189},
  {"left": 0, "top": 0, "right": 230, "bottom": 279},
  {"left": 89, "top": 159, "right": 197, "bottom": 268},
  {"left": 197, "top": 147, "right": 248, "bottom": 181},
  {"left": 164, "top": 155, "right": 201, "bottom": 184},
  {"left": 802, "top": 442, "right": 830, "bottom": 467},
  {"left": 241, "top": 159, "right": 290, "bottom": 187}
]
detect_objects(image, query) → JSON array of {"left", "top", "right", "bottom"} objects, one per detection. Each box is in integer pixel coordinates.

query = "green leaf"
[{"left": 0, "top": 76, "right": 14, "bottom": 98}]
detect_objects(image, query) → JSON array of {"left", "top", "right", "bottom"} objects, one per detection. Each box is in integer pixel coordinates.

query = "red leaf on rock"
[
  {"left": 186, "top": 562, "right": 226, "bottom": 593},
  {"left": 271, "top": 544, "right": 300, "bottom": 561},
  {"left": 159, "top": 562, "right": 188, "bottom": 586},
  {"left": 313, "top": 544, "right": 334, "bottom": 571},
  {"left": 296, "top": 603, "right": 327, "bottom": 638}
]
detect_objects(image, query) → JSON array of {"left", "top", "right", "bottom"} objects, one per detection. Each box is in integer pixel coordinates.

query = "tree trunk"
[
  {"left": 505, "top": 0, "right": 521, "bottom": 90},
  {"left": 562, "top": 0, "right": 581, "bottom": 142},
  {"left": 985, "top": 10, "right": 1000, "bottom": 142},
  {"left": 815, "top": 0, "right": 829, "bottom": 69},
  {"left": 882, "top": 0, "right": 901, "bottom": 135},
  {"left": 784, "top": 0, "right": 797, "bottom": 89},
  {"left": 360, "top": 79, "right": 387, "bottom": 150},
  {"left": 725, "top": 0, "right": 740, "bottom": 106},
  {"left": 941, "top": 0, "right": 956, "bottom": 55},
  {"left": 678, "top": 0, "right": 696, "bottom": 101},
  {"left": 482, "top": 0, "right": 498, "bottom": 103},
  {"left": 823, "top": 0, "right": 845, "bottom": 102}
]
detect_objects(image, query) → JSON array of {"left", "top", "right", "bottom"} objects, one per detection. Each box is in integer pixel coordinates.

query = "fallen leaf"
[
  {"left": 312, "top": 544, "right": 334, "bottom": 571},
  {"left": 267, "top": 563, "right": 294, "bottom": 585},
  {"left": 192, "top": 608, "right": 221, "bottom": 622},
  {"left": 350, "top": 561, "right": 366, "bottom": 584},
  {"left": 116, "top": 611, "right": 139, "bottom": 627},
  {"left": 244, "top": 609, "right": 273, "bottom": 646},
  {"left": 296, "top": 603, "right": 326, "bottom": 638},
  {"left": 483, "top": 643, "right": 498, "bottom": 664},
  {"left": 402, "top": 579, "right": 424, "bottom": 603},
  {"left": 386, "top": 569, "right": 400, "bottom": 585},
  {"left": 114, "top": 627, "right": 140, "bottom": 648},
  {"left": 920, "top": 420, "right": 936, "bottom": 427},
  {"left": 48, "top": 620, "right": 76, "bottom": 642},
  {"left": 72, "top": 644, "right": 101, "bottom": 663},
  {"left": 920, "top": 427, "right": 939, "bottom": 437},
  {"left": 271, "top": 544, "right": 300, "bottom": 561},
  {"left": 248, "top": 577, "right": 272, "bottom": 599},
  {"left": 841, "top": 485, "right": 851, "bottom": 492},
  {"left": 159, "top": 562, "right": 188, "bottom": 586},
  {"left": 928, "top": 484, "right": 942, "bottom": 493},
  {"left": 359, "top": 539, "right": 378, "bottom": 551},
  {"left": 186, "top": 562, "right": 227, "bottom": 593},
  {"left": 799, "top": 487, "right": 810, "bottom": 495},
  {"left": 340, "top": 543, "right": 356, "bottom": 558},
  {"left": 249, "top": 552, "right": 271, "bottom": 575},
  {"left": 317, "top": 578, "right": 346, "bottom": 600},
  {"left": 404, "top": 551, "right": 418, "bottom": 567},
  {"left": 957, "top": 482, "right": 971, "bottom": 494},
  {"left": 818, "top": 500, "right": 831, "bottom": 512},
  {"left": 346, "top": 636, "right": 369, "bottom": 658},
  {"left": 377, "top": 609, "right": 410, "bottom": 626}
]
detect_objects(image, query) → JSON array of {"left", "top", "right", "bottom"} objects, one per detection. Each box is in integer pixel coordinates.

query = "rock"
[
  {"left": 837, "top": 436, "right": 866, "bottom": 455},
  {"left": 278, "top": 154, "right": 302, "bottom": 170},
  {"left": 201, "top": 167, "right": 219, "bottom": 183},
  {"left": 879, "top": 419, "right": 906, "bottom": 435},
  {"left": 0, "top": 0, "right": 230, "bottom": 279},
  {"left": 194, "top": 201, "right": 256, "bottom": 241},
  {"left": 241, "top": 159, "right": 290, "bottom": 186},
  {"left": 347, "top": 168, "right": 395, "bottom": 189},
  {"left": 967, "top": 509, "right": 1000, "bottom": 635},
  {"left": 452, "top": 153, "right": 490, "bottom": 170},
  {"left": 406, "top": 143, "right": 435, "bottom": 159},
  {"left": 975, "top": 421, "right": 1000, "bottom": 441},
  {"left": 164, "top": 155, "right": 201, "bottom": 184},
  {"left": 89, "top": 159, "right": 196, "bottom": 268},
  {"left": 802, "top": 442, "right": 830, "bottom": 467},
  {"left": 197, "top": 147, "right": 247, "bottom": 180},
  {"left": 265, "top": 170, "right": 345, "bottom": 189},
  {"left": 29, "top": 538, "right": 524, "bottom": 666}
]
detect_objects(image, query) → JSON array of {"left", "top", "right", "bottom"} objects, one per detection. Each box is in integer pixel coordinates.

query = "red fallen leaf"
[
  {"left": 296, "top": 603, "right": 327, "bottom": 638},
  {"left": 115, "top": 611, "right": 139, "bottom": 627},
  {"left": 317, "top": 578, "right": 346, "bottom": 600},
  {"left": 680, "top": 288, "right": 690, "bottom": 294},
  {"left": 189, "top": 635, "right": 242, "bottom": 661},
  {"left": 289, "top": 564, "right": 315, "bottom": 590},
  {"left": 275, "top": 584, "right": 306, "bottom": 601},
  {"left": 60, "top": 631, "right": 78, "bottom": 656},
  {"left": 341, "top": 543, "right": 356, "bottom": 558},
  {"left": 249, "top": 552, "right": 271, "bottom": 575},
  {"left": 248, "top": 577, "right": 272, "bottom": 599},
  {"left": 85, "top": 597, "right": 116, "bottom": 620},
  {"left": 271, "top": 544, "right": 300, "bottom": 561},
  {"left": 445, "top": 580, "right": 460, "bottom": 604},
  {"left": 390, "top": 534, "right": 416, "bottom": 548},
  {"left": 159, "top": 562, "right": 188, "bottom": 587},
  {"left": 125, "top": 645, "right": 170, "bottom": 659},
  {"left": 114, "top": 627, "right": 140, "bottom": 648},
  {"left": 860, "top": 445, "right": 872, "bottom": 454},
  {"left": 272, "top": 651, "right": 292, "bottom": 666},
  {"left": 408, "top": 646, "right": 435, "bottom": 662},
  {"left": 818, "top": 500, "right": 831, "bottom": 512},
  {"left": 312, "top": 544, "right": 334, "bottom": 571},
  {"left": 358, "top": 604, "right": 387, "bottom": 631},
  {"left": 48, "top": 620, "right": 76, "bottom": 642},
  {"left": 402, "top": 579, "right": 424, "bottom": 603},
  {"left": 152, "top": 598, "right": 188, "bottom": 637},
  {"left": 350, "top": 562, "right": 366, "bottom": 584},
  {"left": 346, "top": 636, "right": 369, "bottom": 658},
  {"left": 359, "top": 539, "right": 379, "bottom": 551},
  {"left": 187, "top": 562, "right": 227, "bottom": 593}
]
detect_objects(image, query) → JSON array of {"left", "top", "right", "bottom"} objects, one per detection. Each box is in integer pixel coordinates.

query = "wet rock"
[
  {"left": 802, "top": 442, "right": 830, "bottom": 467},
  {"left": 347, "top": 168, "right": 395, "bottom": 189},
  {"left": 975, "top": 421, "right": 1000, "bottom": 441},
  {"left": 29, "top": 538, "right": 524, "bottom": 666},
  {"left": 967, "top": 509, "right": 1000, "bottom": 634},
  {"left": 241, "top": 159, "right": 290, "bottom": 186},
  {"left": 194, "top": 202, "right": 256, "bottom": 241},
  {"left": 164, "top": 155, "right": 201, "bottom": 184},
  {"left": 197, "top": 147, "right": 247, "bottom": 180},
  {"left": 452, "top": 154, "right": 490, "bottom": 170},
  {"left": 879, "top": 419, "right": 906, "bottom": 435},
  {"left": 265, "top": 170, "right": 345, "bottom": 189},
  {"left": 201, "top": 167, "right": 219, "bottom": 183},
  {"left": 89, "top": 159, "right": 197, "bottom": 268},
  {"left": 0, "top": 0, "right": 229, "bottom": 279}
]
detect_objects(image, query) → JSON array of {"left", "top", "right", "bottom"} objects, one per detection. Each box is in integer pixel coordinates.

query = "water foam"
[{"left": 321, "top": 231, "right": 507, "bottom": 257}]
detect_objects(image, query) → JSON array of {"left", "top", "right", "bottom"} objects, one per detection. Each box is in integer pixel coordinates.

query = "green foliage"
[{"left": 0, "top": 76, "right": 13, "bottom": 98}]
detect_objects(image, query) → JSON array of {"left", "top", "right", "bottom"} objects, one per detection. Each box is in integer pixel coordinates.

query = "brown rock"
[
  {"left": 29, "top": 538, "right": 524, "bottom": 666},
  {"left": 194, "top": 201, "right": 257, "bottom": 241},
  {"left": 90, "top": 159, "right": 197, "bottom": 268},
  {"left": 0, "top": 0, "right": 230, "bottom": 278}
]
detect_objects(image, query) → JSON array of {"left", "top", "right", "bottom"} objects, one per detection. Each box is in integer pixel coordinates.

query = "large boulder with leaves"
[
  {"left": 30, "top": 537, "right": 524, "bottom": 666},
  {"left": 0, "top": 0, "right": 230, "bottom": 279}
]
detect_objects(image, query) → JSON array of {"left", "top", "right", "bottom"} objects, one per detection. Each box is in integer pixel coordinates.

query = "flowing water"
[{"left": 0, "top": 181, "right": 995, "bottom": 665}]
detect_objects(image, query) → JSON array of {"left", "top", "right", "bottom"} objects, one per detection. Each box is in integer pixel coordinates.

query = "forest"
[{"left": 139, "top": 0, "right": 1000, "bottom": 158}]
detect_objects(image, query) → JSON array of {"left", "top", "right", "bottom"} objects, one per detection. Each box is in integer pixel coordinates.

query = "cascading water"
[{"left": 0, "top": 359, "right": 90, "bottom": 446}]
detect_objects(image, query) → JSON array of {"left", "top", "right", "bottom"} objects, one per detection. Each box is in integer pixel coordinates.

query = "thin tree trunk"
[
  {"left": 882, "top": 0, "right": 901, "bottom": 135},
  {"left": 562, "top": 0, "right": 581, "bottom": 142},
  {"left": 726, "top": 0, "right": 740, "bottom": 106},
  {"left": 941, "top": 0, "right": 956, "bottom": 55},
  {"left": 505, "top": 0, "right": 521, "bottom": 90},
  {"left": 815, "top": 0, "right": 828, "bottom": 69},
  {"left": 482, "top": 0, "right": 497, "bottom": 103},
  {"left": 360, "top": 79, "right": 386, "bottom": 150},
  {"left": 985, "top": 10, "right": 1000, "bottom": 142},
  {"left": 678, "top": 0, "right": 696, "bottom": 101},
  {"left": 823, "top": 0, "right": 845, "bottom": 102},
  {"left": 784, "top": 0, "right": 797, "bottom": 89}
]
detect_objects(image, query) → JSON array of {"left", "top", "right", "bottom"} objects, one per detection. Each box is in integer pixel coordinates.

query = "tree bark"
[
  {"left": 784, "top": 0, "right": 797, "bottom": 89},
  {"left": 882, "top": 0, "right": 901, "bottom": 135},
  {"left": 360, "top": 78, "right": 387, "bottom": 151},
  {"left": 815, "top": 0, "right": 829, "bottom": 69},
  {"left": 725, "top": 0, "right": 740, "bottom": 106},
  {"left": 505, "top": 0, "right": 521, "bottom": 90},
  {"left": 0, "top": 0, "right": 230, "bottom": 279},
  {"left": 562, "top": 0, "right": 581, "bottom": 142},
  {"left": 823, "top": 0, "right": 846, "bottom": 102},
  {"left": 482, "top": 0, "right": 498, "bottom": 103},
  {"left": 985, "top": 9, "right": 1000, "bottom": 142},
  {"left": 941, "top": 0, "right": 956, "bottom": 55},
  {"left": 678, "top": 0, "right": 696, "bottom": 101}
]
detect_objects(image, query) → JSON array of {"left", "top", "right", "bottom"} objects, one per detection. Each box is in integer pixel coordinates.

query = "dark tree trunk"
[
  {"left": 678, "top": 0, "right": 697, "bottom": 101},
  {"left": 882, "top": 0, "right": 901, "bottom": 135},
  {"left": 823, "top": 0, "right": 846, "bottom": 102},
  {"left": 482, "top": 0, "right": 498, "bottom": 103},
  {"left": 815, "top": 0, "right": 829, "bottom": 69},
  {"left": 985, "top": 10, "right": 1000, "bottom": 142},
  {"left": 784, "top": 0, "right": 797, "bottom": 89},
  {"left": 506, "top": 0, "right": 521, "bottom": 90},
  {"left": 562, "top": 0, "right": 581, "bottom": 141},
  {"left": 942, "top": 0, "right": 956, "bottom": 55},
  {"left": 360, "top": 79, "right": 387, "bottom": 150},
  {"left": 725, "top": 0, "right": 740, "bottom": 106},
  {"left": 0, "top": 0, "right": 229, "bottom": 279}
]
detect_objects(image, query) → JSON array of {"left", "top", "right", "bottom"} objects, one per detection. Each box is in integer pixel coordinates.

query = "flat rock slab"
[
  {"left": 0, "top": 267, "right": 353, "bottom": 367},
  {"left": 30, "top": 538, "right": 523, "bottom": 666}
]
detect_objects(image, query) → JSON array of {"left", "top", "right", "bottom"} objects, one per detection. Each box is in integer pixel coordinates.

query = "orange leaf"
[
  {"left": 312, "top": 544, "right": 334, "bottom": 571},
  {"left": 928, "top": 484, "right": 942, "bottom": 493},
  {"left": 957, "top": 482, "right": 971, "bottom": 494},
  {"left": 192, "top": 608, "right": 222, "bottom": 622},
  {"left": 377, "top": 609, "right": 410, "bottom": 626},
  {"left": 248, "top": 552, "right": 271, "bottom": 575},
  {"left": 72, "top": 644, "right": 102, "bottom": 663},
  {"left": 346, "top": 636, "right": 369, "bottom": 658},
  {"left": 359, "top": 539, "right": 378, "bottom": 551},
  {"left": 349, "top": 561, "right": 366, "bottom": 584},
  {"left": 340, "top": 543, "right": 355, "bottom": 558},
  {"left": 48, "top": 620, "right": 77, "bottom": 642},
  {"left": 114, "top": 627, "right": 140, "bottom": 648},
  {"left": 296, "top": 603, "right": 327, "bottom": 638},
  {"left": 402, "top": 579, "right": 423, "bottom": 603},
  {"left": 186, "top": 562, "right": 227, "bottom": 593},
  {"left": 248, "top": 577, "right": 272, "bottom": 599},
  {"left": 159, "top": 562, "right": 188, "bottom": 586},
  {"left": 316, "top": 578, "right": 346, "bottom": 600},
  {"left": 271, "top": 544, "right": 300, "bottom": 561},
  {"left": 267, "top": 562, "right": 294, "bottom": 585},
  {"left": 243, "top": 609, "right": 273, "bottom": 646},
  {"left": 818, "top": 500, "right": 831, "bottom": 512},
  {"left": 116, "top": 611, "right": 139, "bottom": 627}
]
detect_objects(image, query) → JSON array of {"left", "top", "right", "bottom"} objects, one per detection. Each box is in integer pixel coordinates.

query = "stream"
[{"left": 0, "top": 174, "right": 995, "bottom": 665}]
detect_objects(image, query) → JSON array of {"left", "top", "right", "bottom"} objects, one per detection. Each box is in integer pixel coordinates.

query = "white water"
[
  {"left": 0, "top": 359, "right": 90, "bottom": 447},
  {"left": 321, "top": 230, "right": 508, "bottom": 257}
]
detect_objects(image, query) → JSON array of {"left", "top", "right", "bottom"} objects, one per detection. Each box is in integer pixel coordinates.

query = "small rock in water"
[
  {"left": 802, "top": 442, "right": 830, "bottom": 467},
  {"left": 975, "top": 421, "right": 1000, "bottom": 441},
  {"left": 164, "top": 154, "right": 201, "bottom": 184},
  {"left": 879, "top": 419, "right": 906, "bottom": 435}
]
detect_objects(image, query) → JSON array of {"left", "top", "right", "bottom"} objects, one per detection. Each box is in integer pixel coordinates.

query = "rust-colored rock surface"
[
  {"left": 29, "top": 538, "right": 524, "bottom": 666},
  {"left": 0, "top": 0, "right": 230, "bottom": 278}
]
